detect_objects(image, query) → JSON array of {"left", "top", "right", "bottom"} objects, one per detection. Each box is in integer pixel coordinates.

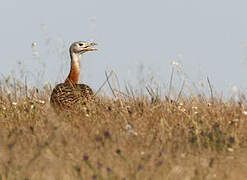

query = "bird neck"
[{"left": 65, "top": 53, "right": 81, "bottom": 84}]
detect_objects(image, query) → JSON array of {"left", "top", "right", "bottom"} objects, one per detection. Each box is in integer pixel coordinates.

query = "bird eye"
[{"left": 79, "top": 43, "right": 84, "bottom": 46}]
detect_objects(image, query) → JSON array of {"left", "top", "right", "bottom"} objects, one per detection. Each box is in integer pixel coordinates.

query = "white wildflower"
[
  {"left": 38, "top": 100, "right": 45, "bottom": 104},
  {"left": 31, "top": 42, "right": 37, "bottom": 47},
  {"left": 192, "top": 106, "right": 198, "bottom": 110},
  {"left": 171, "top": 60, "right": 182, "bottom": 71},
  {"left": 125, "top": 123, "right": 133, "bottom": 130},
  {"left": 125, "top": 123, "right": 138, "bottom": 135},
  {"left": 230, "top": 85, "right": 238, "bottom": 93},
  {"left": 243, "top": 111, "right": 247, "bottom": 115}
]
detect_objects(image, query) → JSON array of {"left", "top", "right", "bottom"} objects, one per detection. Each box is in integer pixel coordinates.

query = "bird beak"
[{"left": 84, "top": 42, "right": 97, "bottom": 51}]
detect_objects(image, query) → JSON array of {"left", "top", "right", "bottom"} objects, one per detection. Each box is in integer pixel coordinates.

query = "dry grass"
[{"left": 0, "top": 76, "right": 247, "bottom": 180}]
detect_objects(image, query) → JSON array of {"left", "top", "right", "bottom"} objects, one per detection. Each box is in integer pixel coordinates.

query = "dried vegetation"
[{"left": 0, "top": 75, "right": 247, "bottom": 180}]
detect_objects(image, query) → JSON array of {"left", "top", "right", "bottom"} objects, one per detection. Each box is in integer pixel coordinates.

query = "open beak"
[{"left": 84, "top": 42, "right": 97, "bottom": 51}]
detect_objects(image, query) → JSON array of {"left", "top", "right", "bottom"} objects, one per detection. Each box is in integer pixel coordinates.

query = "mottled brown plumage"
[
  {"left": 50, "top": 41, "right": 97, "bottom": 111},
  {"left": 50, "top": 82, "right": 94, "bottom": 110}
]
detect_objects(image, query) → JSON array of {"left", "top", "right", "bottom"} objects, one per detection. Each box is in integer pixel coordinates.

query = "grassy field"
[{"left": 0, "top": 75, "right": 247, "bottom": 180}]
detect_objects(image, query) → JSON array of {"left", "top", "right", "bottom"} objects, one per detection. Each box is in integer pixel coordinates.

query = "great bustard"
[{"left": 50, "top": 41, "right": 97, "bottom": 110}]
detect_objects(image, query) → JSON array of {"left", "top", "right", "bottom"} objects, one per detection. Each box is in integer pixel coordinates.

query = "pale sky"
[{"left": 1, "top": 0, "right": 247, "bottom": 97}]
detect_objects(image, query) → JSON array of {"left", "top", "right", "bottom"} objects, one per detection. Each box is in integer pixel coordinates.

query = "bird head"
[{"left": 69, "top": 41, "right": 97, "bottom": 55}]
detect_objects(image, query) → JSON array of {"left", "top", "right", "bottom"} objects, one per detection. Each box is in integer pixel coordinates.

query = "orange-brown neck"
[{"left": 65, "top": 53, "right": 80, "bottom": 84}]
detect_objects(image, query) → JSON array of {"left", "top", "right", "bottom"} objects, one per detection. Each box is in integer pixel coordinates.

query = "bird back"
[{"left": 50, "top": 82, "right": 94, "bottom": 111}]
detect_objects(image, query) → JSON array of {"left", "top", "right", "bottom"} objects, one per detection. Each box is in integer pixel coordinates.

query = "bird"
[{"left": 50, "top": 41, "right": 97, "bottom": 111}]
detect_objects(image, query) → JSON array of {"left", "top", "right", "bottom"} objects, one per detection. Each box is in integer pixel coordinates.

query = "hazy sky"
[{"left": 1, "top": 0, "right": 247, "bottom": 97}]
